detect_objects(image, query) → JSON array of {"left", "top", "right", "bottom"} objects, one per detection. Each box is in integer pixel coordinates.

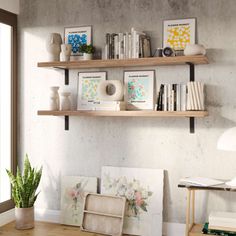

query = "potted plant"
[
  {"left": 6, "top": 154, "right": 42, "bottom": 230},
  {"left": 79, "top": 44, "right": 95, "bottom": 60}
]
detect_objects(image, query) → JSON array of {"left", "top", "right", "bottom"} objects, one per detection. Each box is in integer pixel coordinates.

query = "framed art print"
[
  {"left": 60, "top": 176, "right": 97, "bottom": 226},
  {"left": 77, "top": 71, "right": 107, "bottom": 110},
  {"left": 124, "top": 70, "right": 155, "bottom": 110},
  {"left": 64, "top": 26, "right": 92, "bottom": 59},
  {"left": 163, "top": 18, "right": 196, "bottom": 51},
  {"left": 101, "top": 166, "right": 164, "bottom": 236}
]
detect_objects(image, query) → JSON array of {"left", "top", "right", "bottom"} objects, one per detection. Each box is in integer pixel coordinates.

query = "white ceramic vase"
[
  {"left": 49, "top": 86, "right": 60, "bottom": 110},
  {"left": 46, "top": 33, "right": 62, "bottom": 61},
  {"left": 82, "top": 53, "right": 92, "bottom": 60},
  {"left": 184, "top": 44, "right": 206, "bottom": 56},
  {"left": 60, "top": 92, "right": 71, "bottom": 111},
  {"left": 60, "top": 44, "right": 72, "bottom": 62},
  {"left": 15, "top": 207, "right": 34, "bottom": 230}
]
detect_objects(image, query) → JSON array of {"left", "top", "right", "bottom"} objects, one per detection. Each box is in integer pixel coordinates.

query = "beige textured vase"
[{"left": 15, "top": 207, "right": 34, "bottom": 230}]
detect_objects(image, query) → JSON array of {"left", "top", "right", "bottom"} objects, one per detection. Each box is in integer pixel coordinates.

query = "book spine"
[
  {"left": 125, "top": 32, "right": 129, "bottom": 59},
  {"left": 163, "top": 84, "right": 168, "bottom": 111},
  {"left": 187, "top": 82, "right": 194, "bottom": 110},
  {"left": 193, "top": 82, "right": 201, "bottom": 110},
  {"left": 157, "top": 84, "right": 164, "bottom": 111},
  {"left": 128, "top": 33, "right": 132, "bottom": 59},
  {"left": 118, "top": 33, "right": 122, "bottom": 59},
  {"left": 180, "top": 84, "right": 187, "bottom": 111},
  {"left": 114, "top": 34, "right": 119, "bottom": 59},
  {"left": 173, "top": 84, "right": 177, "bottom": 111},
  {"left": 131, "top": 28, "right": 136, "bottom": 58},
  {"left": 167, "top": 84, "right": 171, "bottom": 111},
  {"left": 136, "top": 33, "right": 140, "bottom": 58},
  {"left": 122, "top": 34, "right": 127, "bottom": 59},
  {"left": 176, "top": 84, "right": 181, "bottom": 111},
  {"left": 111, "top": 33, "right": 116, "bottom": 59},
  {"left": 120, "top": 34, "right": 124, "bottom": 59},
  {"left": 109, "top": 34, "right": 113, "bottom": 59},
  {"left": 105, "top": 33, "right": 110, "bottom": 60},
  {"left": 190, "top": 82, "right": 197, "bottom": 110}
]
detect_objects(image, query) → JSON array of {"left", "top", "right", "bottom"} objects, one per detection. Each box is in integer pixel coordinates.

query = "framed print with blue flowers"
[{"left": 64, "top": 26, "right": 92, "bottom": 60}]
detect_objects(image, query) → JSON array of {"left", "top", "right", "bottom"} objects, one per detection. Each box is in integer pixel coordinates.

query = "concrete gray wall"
[
  {"left": 0, "top": 0, "right": 19, "bottom": 14},
  {"left": 18, "top": 0, "right": 236, "bottom": 225}
]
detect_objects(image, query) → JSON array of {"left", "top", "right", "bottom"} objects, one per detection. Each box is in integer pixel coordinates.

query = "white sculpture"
[
  {"left": 184, "top": 44, "right": 206, "bottom": 56},
  {"left": 46, "top": 33, "right": 62, "bottom": 61},
  {"left": 60, "top": 44, "right": 72, "bottom": 62}
]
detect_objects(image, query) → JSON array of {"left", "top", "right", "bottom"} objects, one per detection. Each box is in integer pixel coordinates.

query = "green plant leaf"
[{"left": 6, "top": 154, "right": 42, "bottom": 208}]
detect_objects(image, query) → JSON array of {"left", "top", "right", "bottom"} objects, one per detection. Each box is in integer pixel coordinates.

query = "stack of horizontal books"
[{"left": 202, "top": 212, "right": 236, "bottom": 235}]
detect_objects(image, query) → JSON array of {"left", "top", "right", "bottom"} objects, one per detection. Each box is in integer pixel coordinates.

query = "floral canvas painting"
[
  {"left": 101, "top": 166, "right": 164, "bottom": 236},
  {"left": 60, "top": 176, "right": 97, "bottom": 226},
  {"left": 64, "top": 26, "right": 92, "bottom": 57}
]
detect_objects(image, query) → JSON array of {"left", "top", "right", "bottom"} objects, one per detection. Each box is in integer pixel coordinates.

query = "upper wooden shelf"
[
  {"left": 37, "top": 55, "right": 209, "bottom": 69},
  {"left": 37, "top": 110, "right": 209, "bottom": 118}
]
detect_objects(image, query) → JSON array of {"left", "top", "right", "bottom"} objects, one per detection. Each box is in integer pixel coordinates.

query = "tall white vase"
[
  {"left": 60, "top": 92, "right": 71, "bottom": 111},
  {"left": 49, "top": 86, "right": 60, "bottom": 110},
  {"left": 46, "top": 33, "right": 62, "bottom": 61}
]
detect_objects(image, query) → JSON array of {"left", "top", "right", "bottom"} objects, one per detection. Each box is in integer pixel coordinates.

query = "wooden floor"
[{"left": 0, "top": 221, "right": 102, "bottom": 236}]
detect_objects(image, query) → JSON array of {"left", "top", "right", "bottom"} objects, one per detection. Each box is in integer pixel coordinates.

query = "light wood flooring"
[{"left": 0, "top": 221, "right": 102, "bottom": 236}]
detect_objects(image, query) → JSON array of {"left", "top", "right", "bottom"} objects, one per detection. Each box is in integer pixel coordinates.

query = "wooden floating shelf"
[
  {"left": 37, "top": 55, "right": 209, "bottom": 69},
  {"left": 37, "top": 110, "right": 209, "bottom": 117}
]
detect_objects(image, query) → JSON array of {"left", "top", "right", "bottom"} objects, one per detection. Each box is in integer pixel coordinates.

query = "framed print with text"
[
  {"left": 77, "top": 71, "right": 107, "bottom": 110},
  {"left": 163, "top": 18, "right": 196, "bottom": 51},
  {"left": 65, "top": 25, "right": 92, "bottom": 60}
]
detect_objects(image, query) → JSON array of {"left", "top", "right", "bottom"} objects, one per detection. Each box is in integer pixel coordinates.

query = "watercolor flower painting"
[
  {"left": 102, "top": 175, "right": 152, "bottom": 218},
  {"left": 101, "top": 167, "right": 164, "bottom": 236},
  {"left": 61, "top": 176, "right": 97, "bottom": 226},
  {"left": 127, "top": 79, "right": 148, "bottom": 102},
  {"left": 68, "top": 34, "right": 87, "bottom": 54},
  {"left": 81, "top": 79, "right": 100, "bottom": 101}
]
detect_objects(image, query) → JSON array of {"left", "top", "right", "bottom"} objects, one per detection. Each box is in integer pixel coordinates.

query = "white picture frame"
[
  {"left": 124, "top": 70, "right": 155, "bottom": 110},
  {"left": 77, "top": 71, "right": 107, "bottom": 110},
  {"left": 163, "top": 18, "right": 196, "bottom": 51},
  {"left": 64, "top": 25, "right": 92, "bottom": 60},
  {"left": 101, "top": 166, "right": 164, "bottom": 236}
]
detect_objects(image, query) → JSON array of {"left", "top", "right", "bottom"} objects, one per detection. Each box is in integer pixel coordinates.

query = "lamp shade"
[{"left": 217, "top": 127, "right": 236, "bottom": 151}]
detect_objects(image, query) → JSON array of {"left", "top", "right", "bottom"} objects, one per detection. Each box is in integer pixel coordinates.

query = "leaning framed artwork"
[
  {"left": 101, "top": 166, "right": 164, "bottom": 236},
  {"left": 77, "top": 71, "right": 107, "bottom": 110},
  {"left": 60, "top": 176, "right": 97, "bottom": 226},
  {"left": 163, "top": 18, "right": 196, "bottom": 51},
  {"left": 64, "top": 25, "right": 92, "bottom": 59},
  {"left": 124, "top": 70, "right": 155, "bottom": 110}
]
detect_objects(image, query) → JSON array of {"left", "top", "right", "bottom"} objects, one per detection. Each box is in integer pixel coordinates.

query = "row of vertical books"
[
  {"left": 156, "top": 81, "right": 205, "bottom": 111},
  {"left": 104, "top": 27, "right": 151, "bottom": 60}
]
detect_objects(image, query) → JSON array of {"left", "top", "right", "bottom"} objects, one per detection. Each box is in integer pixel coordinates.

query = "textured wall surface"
[
  {"left": 18, "top": 0, "right": 236, "bottom": 225},
  {"left": 0, "top": 0, "right": 19, "bottom": 14}
]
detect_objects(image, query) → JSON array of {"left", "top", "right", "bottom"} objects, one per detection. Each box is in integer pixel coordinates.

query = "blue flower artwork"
[{"left": 68, "top": 34, "right": 88, "bottom": 54}]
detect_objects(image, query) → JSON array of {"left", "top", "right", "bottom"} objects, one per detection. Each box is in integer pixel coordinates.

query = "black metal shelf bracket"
[
  {"left": 54, "top": 67, "right": 69, "bottom": 85},
  {"left": 65, "top": 116, "right": 69, "bottom": 131},
  {"left": 65, "top": 69, "right": 69, "bottom": 85},
  {"left": 186, "top": 62, "right": 195, "bottom": 133}
]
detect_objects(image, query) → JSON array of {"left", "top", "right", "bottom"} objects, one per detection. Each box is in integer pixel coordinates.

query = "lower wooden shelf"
[{"left": 37, "top": 110, "right": 208, "bottom": 118}]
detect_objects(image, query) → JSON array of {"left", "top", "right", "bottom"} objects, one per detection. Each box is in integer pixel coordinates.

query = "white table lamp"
[{"left": 217, "top": 127, "right": 236, "bottom": 187}]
